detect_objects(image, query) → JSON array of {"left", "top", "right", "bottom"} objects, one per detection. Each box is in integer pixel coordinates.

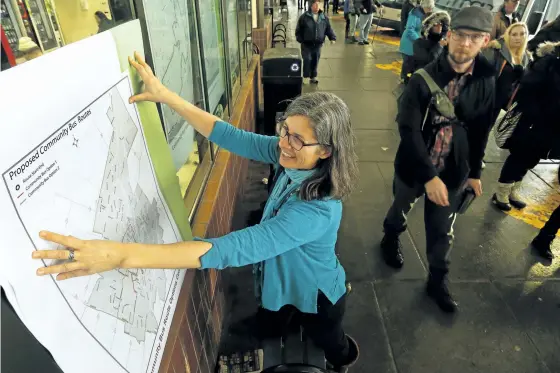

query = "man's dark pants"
[
  {"left": 301, "top": 44, "right": 322, "bottom": 79},
  {"left": 384, "top": 175, "right": 461, "bottom": 270}
]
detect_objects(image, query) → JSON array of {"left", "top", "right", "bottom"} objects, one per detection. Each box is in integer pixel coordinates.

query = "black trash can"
[{"left": 261, "top": 48, "right": 303, "bottom": 136}]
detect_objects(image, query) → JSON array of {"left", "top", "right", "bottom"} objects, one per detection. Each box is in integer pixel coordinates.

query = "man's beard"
[{"left": 449, "top": 50, "right": 475, "bottom": 65}]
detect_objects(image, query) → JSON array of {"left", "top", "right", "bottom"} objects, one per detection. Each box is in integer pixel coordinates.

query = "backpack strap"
[
  {"left": 416, "top": 68, "right": 445, "bottom": 97},
  {"left": 415, "top": 68, "right": 457, "bottom": 120}
]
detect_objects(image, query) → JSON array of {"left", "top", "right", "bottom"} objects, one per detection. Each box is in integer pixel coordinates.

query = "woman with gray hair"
[{"left": 32, "top": 52, "right": 360, "bottom": 372}]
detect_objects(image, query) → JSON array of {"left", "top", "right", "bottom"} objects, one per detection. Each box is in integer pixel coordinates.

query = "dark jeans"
[
  {"left": 499, "top": 151, "right": 541, "bottom": 183},
  {"left": 332, "top": 0, "right": 339, "bottom": 12},
  {"left": 384, "top": 176, "right": 461, "bottom": 270},
  {"left": 324, "top": 0, "right": 329, "bottom": 13},
  {"left": 401, "top": 54, "right": 415, "bottom": 82},
  {"left": 344, "top": 12, "right": 351, "bottom": 38},
  {"left": 541, "top": 204, "right": 560, "bottom": 236},
  {"left": 257, "top": 292, "right": 350, "bottom": 367},
  {"left": 301, "top": 44, "right": 321, "bottom": 79}
]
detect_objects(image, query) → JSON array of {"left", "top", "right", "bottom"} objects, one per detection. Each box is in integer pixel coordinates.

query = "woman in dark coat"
[
  {"left": 483, "top": 22, "right": 531, "bottom": 122},
  {"left": 493, "top": 41, "right": 560, "bottom": 211},
  {"left": 412, "top": 11, "right": 450, "bottom": 72}
]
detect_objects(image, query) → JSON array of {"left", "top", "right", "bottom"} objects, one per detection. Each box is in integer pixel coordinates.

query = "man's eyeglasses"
[
  {"left": 450, "top": 30, "right": 486, "bottom": 43},
  {"left": 278, "top": 123, "right": 328, "bottom": 151}
]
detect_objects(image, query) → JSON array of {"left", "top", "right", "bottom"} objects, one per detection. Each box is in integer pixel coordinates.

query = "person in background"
[
  {"left": 399, "top": 0, "right": 434, "bottom": 83},
  {"left": 527, "top": 14, "right": 560, "bottom": 54},
  {"left": 17, "top": 37, "right": 42, "bottom": 62},
  {"left": 483, "top": 22, "right": 530, "bottom": 123},
  {"left": 94, "top": 11, "right": 115, "bottom": 34},
  {"left": 356, "top": 0, "right": 384, "bottom": 46},
  {"left": 343, "top": 0, "right": 356, "bottom": 43},
  {"left": 400, "top": 0, "right": 417, "bottom": 36},
  {"left": 332, "top": 0, "right": 340, "bottom": 14},
  {"left": 295, "top": 0, "right": 336, "bottom": 85},
  {"left": 491, "top": 0, "right": 520, "bottom": 40},
  {"left": 492, "top": 41, "right": 560, "bottom": 211},
  {"left": 530, "top": 166, "right": 559, "bottom": 261},
  {"left": 412, "top": 11, "right": 450, "bottom": 72},
  {"left": 381, "top": 7, "right": 495, "bottom": 313},
  {"left": 33, "top": 52, "right": 360, "bottom": 373}
]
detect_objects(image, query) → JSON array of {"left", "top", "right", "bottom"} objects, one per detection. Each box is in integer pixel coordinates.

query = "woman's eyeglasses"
[{"left": 278, "top": 123, "right": 328, "bottom": 151}]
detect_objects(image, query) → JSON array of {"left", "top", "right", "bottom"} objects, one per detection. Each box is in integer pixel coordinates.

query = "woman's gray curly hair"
[{"left": 282, "top": 92, "right": 359, "bottom": 201}]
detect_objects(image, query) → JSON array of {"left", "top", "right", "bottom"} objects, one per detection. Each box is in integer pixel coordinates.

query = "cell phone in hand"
[{"left": 457, "top": 187, "right": 476, "bottom": 214}]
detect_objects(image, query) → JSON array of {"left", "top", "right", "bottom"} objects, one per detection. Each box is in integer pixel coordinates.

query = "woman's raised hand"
[
  {"left": 32, "top": 231, "right": 127, "bottom": 281},
  {"left": 128, "top": 51, "right": 170, "bottom": 104}
]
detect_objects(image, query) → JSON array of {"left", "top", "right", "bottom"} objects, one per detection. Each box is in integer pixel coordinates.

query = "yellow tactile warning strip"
[{"left": 506, "top": 165, "right": 560, "bottom": 235}]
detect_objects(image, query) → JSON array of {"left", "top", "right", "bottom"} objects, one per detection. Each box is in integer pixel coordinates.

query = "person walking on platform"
[
  {"left": 492, "top": 41, "right": 560, "bottom": 211},
  {"left": 356, "top": 0, "right": 384, "bottom": 45},
  {"left": 491, "top": 0, "right": 521, "bottom": 40},
  {"left": 530, "top": 167, "right": 560, "bottom": 261},
  {"left": 296, "top": 0, "right": 336, "bottom": 85},
  {"left": 412, "top": 11, "right": 450, "bottom": 72},
  {"left": 33, "top": 53, "right": 361, "bottom": 373},
  {"left": 399, "top": 0, "right": 434, "bottom": 83},
  {"left": 381, "top": 7, "right": 495, "bottom": 313},
  {"left": 401, "top": 0, "right": 417, "bottom": 36},
  {"left": 344, "top": 0, "right": 356, "bottom": 43}
]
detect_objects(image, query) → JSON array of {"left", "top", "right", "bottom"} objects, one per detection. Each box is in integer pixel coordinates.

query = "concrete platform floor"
[{"left": 219, "top": 2, "right": 560, "bottom": 372}]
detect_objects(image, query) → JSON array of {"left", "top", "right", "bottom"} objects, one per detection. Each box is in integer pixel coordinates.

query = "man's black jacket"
[
  {"left": 295, "top": 11, "right": 336, "bottom": 46},
  {"left": 395, "top": 50, "right": 495, "bottom": 190}
]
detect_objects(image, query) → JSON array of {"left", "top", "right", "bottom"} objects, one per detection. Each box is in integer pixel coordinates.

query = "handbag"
[{"left": 494, "top": 99, "right": 522, "bottom": 149}]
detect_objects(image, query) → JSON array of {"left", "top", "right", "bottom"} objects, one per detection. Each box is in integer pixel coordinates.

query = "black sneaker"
[
  {"left": 426, "top": 269, "right": 458, "bottom": 313},
  {"left": 380, "top": 234, "right": 404, "bottom": 269},
  {"left": 531, "top": 233, "right": 555, "bottom": 260},
  {"left": 358, "top": 41, "right": 365, "bottom": 45},
  {"left": 363, "top": 40, "right": 370, "bottom": 45},
  {"left": 310, "top": 79, "right": 319, "bottom": 84}
]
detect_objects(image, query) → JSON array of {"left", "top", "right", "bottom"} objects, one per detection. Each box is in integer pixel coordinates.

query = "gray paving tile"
[
  {"left": 355, "top": 130, "right": 400, "bottom": 162},
  {"left": 339, "top": 163, "right": 426, "bottom": 281},
  {"left": 375, "top": 281, "right": 551, "bottom": 373},
  {"left": 332, "top": 90, "right": 399, "bottom": 129},
  {"left": 342, "top": 282, "right": 397, "bottom": 373},
  {"left": 314, "top": 77, "right": 362, "bottom": 91},
  {"left": 494, "top": 280, "right": 560, "bottom": 373}
]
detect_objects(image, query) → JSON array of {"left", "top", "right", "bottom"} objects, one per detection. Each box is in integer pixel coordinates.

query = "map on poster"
[
  {"left": 200, "top": 0, "right": 227, "bottom": 112},
  {"left": 141, "top": 0, "right": 196, "bottom": 170},
  {"left": 2, "top": 73, "right": 184, "bottom": 373}
]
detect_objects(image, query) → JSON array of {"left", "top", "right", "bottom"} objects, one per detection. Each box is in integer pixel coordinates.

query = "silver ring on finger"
[{"left": 68, "top": 250, "right": 75, "bottom": 261}]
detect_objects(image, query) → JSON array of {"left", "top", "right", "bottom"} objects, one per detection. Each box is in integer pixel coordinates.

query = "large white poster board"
[{"left": 0, "top": 32, "right": 184, "bottom": 373}]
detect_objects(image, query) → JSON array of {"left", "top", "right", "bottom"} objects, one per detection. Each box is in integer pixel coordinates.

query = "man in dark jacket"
[
  {"left": 380, "top": 7, "right": 495, "bottom": 313},
  {"left": 295, "top": 0, "right": 336, "bottom": 84},
  {"left": 527, "top": 15, "right": 560, "bottom": 54}
]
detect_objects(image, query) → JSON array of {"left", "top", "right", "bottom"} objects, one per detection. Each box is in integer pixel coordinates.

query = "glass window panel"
[
  {"left": 225, "top": 0, "right": 241, "bottom": 95},
  {"left": 199, "top": 0, "right": 228, "bottom": 116}
]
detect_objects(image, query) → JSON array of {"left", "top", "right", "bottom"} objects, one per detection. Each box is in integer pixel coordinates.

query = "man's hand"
[
  {"left": 439, "top": 39, "right": 448, "bottom": 47},
  {"left": 425, "top": 176, "right": 449, "bottom": 206},
  {"left": 467, "top": 178, "right": 483, "bottom": 197},
  {"left": 330, "top": 40, "right": 336, "bottom": 45}
]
